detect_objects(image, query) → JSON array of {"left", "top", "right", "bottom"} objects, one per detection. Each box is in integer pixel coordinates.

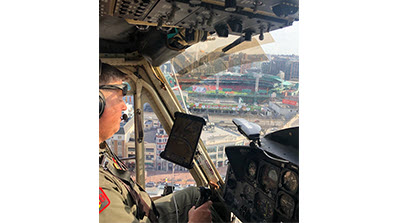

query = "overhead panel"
[{"left": 100, "top": 0, "right": 299, "bottom": 37}]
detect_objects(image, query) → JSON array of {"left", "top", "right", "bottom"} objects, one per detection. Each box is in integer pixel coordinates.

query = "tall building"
[
  {"left": 201, "top": 126, "right": 247, "bottom": 168},
  {"left": 261, "top": 55, "right": 299, "bottom": 81},
  {"left": 155, "top": 127, "right": 168, "bottom": 171},
  {"left": 106, "top": 117, "right": 135, "bottom": 158},
  {"left": 290, "top": 61, "right": 299, "bottom": 81},
  {"left": 126, "top": 141, "right": 156, "bottom": 170}
]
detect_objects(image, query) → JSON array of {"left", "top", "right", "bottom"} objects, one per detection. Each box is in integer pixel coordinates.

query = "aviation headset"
[{"left": 99, "top": 60, "right": 106, "bottom": 118}]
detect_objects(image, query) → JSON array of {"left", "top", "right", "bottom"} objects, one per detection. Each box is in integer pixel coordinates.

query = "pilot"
[{"left": 99, "top": 62, "right": 212, "bottom": 223}]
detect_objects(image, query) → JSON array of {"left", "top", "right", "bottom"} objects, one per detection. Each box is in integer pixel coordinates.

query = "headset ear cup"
[{"left": 99, "top": 91, "right": 106, "bottom": 118}]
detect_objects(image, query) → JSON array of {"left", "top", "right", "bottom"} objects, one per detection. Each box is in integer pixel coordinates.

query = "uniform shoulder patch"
[{"left": 99, "top": 187, "right": 110, "bottom": 213}]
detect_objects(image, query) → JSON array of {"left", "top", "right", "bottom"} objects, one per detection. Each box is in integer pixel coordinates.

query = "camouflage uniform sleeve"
[{"left": 99, "top": 168, "right": 141, "bottom": 223}]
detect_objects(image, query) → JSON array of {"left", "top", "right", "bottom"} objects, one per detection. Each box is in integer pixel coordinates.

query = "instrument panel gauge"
[
  {"left": 279, "top": 193, "right": 295, "bottom": 218},
  {"left": 244, "top": 185, "right": 254, "bottom": 195},
  {"left": 282, "top": 170, "right": 298, "bottom": 193},
  {"left": 247, "top": 161, "right": 257, "bottom": 178},
  {"left": 259, "top": 165, "right": 279, "bottom": 199},
  {"left": 254, "top": 192, "right": 274, "bottom": 219},
  {"left": 242, "top": 185, "right": 255, "bottom": 200},
  {"left": 268, "top": 169, "right": 278, "bottom": 182}
]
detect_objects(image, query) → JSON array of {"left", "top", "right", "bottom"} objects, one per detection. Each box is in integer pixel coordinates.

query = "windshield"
[
  {"left": 108, "top": 22, "right": 299, "bottom": 195},
  {"left": 160, "top": 22, "right": 299, "bottom": 179}
]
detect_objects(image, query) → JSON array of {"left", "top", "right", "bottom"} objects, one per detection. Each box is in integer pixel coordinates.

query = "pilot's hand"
[{"left": 188, "top": 200, "right": 212, "bottom": 223}]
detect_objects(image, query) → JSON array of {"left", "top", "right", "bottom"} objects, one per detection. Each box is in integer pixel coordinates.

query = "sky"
[{"left": 261, "top": 22, "right": 299, "bottom": 55}]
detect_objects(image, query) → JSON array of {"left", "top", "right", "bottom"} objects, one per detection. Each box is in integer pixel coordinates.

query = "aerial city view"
[{"left": 106, "top": 48, "right": 299, "bottom": 196}]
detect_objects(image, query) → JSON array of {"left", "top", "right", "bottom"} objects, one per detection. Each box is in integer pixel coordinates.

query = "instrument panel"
[
  {"left": 100, "top": 0, "right": 299, "bottom": 66},
  {"left": 223, "top": 145, "right": 299, "bottom": 222}
]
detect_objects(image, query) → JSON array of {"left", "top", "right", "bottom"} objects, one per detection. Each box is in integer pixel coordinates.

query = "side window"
[
  {"left": 144, "top": 103, "right": 196, "bottom": 196},
  {"left": 108, "top": 100, "right": 196, "bottom": 193}
]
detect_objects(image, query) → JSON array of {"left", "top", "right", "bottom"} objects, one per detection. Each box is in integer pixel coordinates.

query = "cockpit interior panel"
[
  {"left": 223, "top": 127, "right": 298, "bottom": 222},
  {"left": 100, "top": 0, "right": 299, "bottom": 65}
]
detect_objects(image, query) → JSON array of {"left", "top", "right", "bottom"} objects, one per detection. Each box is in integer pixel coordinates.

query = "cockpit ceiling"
[
  {"left": 100, "top": 0, "right": 298, "bottom": 64},
  {"left": 100, "top": 0, "right": 298, "bottom": 35}
]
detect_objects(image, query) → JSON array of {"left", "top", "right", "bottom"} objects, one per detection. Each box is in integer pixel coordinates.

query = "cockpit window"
[{"left": 160, "top": 22, "right": 299, "bottom": 176}]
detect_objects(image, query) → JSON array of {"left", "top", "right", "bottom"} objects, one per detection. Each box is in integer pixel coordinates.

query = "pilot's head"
[{"left": 99, "top": 62, "right": 128, "bottom": 143}]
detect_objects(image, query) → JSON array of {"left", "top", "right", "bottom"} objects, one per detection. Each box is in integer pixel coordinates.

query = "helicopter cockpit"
[{"left": 100, "top": 0, "right": 299, "bottom": 222}]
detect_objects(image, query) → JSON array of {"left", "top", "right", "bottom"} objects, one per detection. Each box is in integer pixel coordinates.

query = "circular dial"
[
  {"left": 279, "top": 194, "right": 295, "bottom": 218},
  {"left": 244, "top": 185, "right": 254, "bottom": 195},
  {"left": 268, "top": 169, "right": 278, "bottom": 182},
  {"left": 259, "top": 166, "right": 279, "bottom": 198},
  {"left": 254, "top": 193, "right": 274, "bottom": 219},
  {"left": 282, "top": 170, "right": 298, "bottom": 192},
  {"left": 247, "top": 161, "right": 257, "bottom": 177},
  {"left": 242, "top": 185, "right": 255, "bottom": 200}
]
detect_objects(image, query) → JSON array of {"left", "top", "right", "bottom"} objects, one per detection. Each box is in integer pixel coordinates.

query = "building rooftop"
[
  {"left": 200, "top": 126, "right": 244, "bottom": 145},
  {"left": 271, "top": 101, "right": 297, "bottom": 109}
]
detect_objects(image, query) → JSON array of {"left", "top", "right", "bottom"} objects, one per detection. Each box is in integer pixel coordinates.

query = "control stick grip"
[{"left": 195, "top": 187, "right": 212, "bottom": 208}]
